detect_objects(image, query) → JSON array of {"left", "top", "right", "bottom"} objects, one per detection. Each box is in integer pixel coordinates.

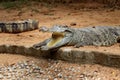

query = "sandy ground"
[
  {"left": 0, "top": 3, "right": 120, "bottom": 53},
  {"left": 0, "top": 3, "right": 120, "bottom": 79}
]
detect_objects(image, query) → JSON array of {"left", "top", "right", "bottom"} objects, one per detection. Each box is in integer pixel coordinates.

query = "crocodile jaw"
[{"left": 47, "top": 32, "right": 65, "bottom": 47}]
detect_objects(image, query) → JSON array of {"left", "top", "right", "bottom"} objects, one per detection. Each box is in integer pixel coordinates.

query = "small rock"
[
  {"left": 29, "top": 35, "right": 33, "bottom": 37},
  {"left": 0, "top": 74, "right": 3, "bottom": 79},
  {"left": 7, "top": 67, "right": 13, "bottom": 72},
  {"left": 30, "top": 14, "right": 33, "bottom": 16},
  {"left": 80, "top": 74, "right": 85, "bottom": 78},
  {"left": 104, "top": 49, "right": 107, "bottom": 51},
  {"left": 57, "top": 73, "right": 62, "bottom": 78},
  {"left": 54, "top": 69, "right": 58, "bottom": 72},
  {"left": 70, "top": 22, "right": 76, "bottom": 26},
  {"left": 25, "top": 66, "right": 30, "bottom": 69},
  {"left": 54, "top": 78, "right": 58, "bottom": 80},
  {"left": 32, "top": 67, "right": 41, "bottom": 73},
  {"left": 68, "top": 75, "right": 72, "bottom": 78},
  {"left": 67, "top": 13, "right": 71, "bottom": 15},
  {"left": 16, "top": 34, "right": 20, "bottom": 36}
]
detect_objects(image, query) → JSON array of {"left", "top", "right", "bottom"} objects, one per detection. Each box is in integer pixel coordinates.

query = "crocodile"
[
  {"left": 0, "top": 19, "right": 39, "bottom": 33},
  {"left": 33, "top": 25, "right": 120, "bottom": 51}
]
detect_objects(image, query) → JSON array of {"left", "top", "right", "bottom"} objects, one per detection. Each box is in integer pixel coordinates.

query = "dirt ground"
[{"left": 0, "top": 3, "right": 120, "bottom": 80}]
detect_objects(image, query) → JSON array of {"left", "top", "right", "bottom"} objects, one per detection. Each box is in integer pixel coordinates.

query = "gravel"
[{"left": 0, "top": 59, "right": 120, "bottom": 80}]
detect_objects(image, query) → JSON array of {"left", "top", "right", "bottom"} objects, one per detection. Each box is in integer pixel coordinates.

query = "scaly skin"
[
  {"left": 0, "top": 19, "right": 39, "bottom": 33},
  {"left": 0, "top": 25, "right": 119, "bottom": 56},
  {"left": 33, "top": 25, "right": 120, "bottom": 51}
]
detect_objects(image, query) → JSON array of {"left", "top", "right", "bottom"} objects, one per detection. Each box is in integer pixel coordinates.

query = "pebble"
[
  {"left": 57, "top": 73, "right": 62, "bottom": 78},
  {"left": 0, "top": 59, "right": 118, "bottom": 80},
  {"left": 0, "top": 61, "right": 44, "bottom": 79},
  {"left": 54, "top": 78, "right": 58, "bottom": 80},
  {"left": 0, "top": 74, "right": 3, "bottom": 79},
  {"left": 70, "top": 22, "right": 77, "bottom": 26},
  {"left": 80, "top": 74, "right": 85, "bottom": 78}
]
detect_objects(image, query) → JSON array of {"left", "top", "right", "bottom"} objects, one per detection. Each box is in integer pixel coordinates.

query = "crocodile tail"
[
  {"left": 0, "top": 19, "right": 39, "bottom": 33},
  {"left": 0, "top": 45, "right": 48, "bottom": 57}
]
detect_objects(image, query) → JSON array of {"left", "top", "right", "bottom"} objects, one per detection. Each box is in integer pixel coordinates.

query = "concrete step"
[
  {"left": 54, "top": 46, "right": 120, "bottom": 67},
  {"left": 0, "top": 44, "right": 120, "bottom": 67}
]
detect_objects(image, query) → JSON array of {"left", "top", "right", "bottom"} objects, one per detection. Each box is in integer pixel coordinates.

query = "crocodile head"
[{"left": 35, "top": 25, "right": 73, "bottom": 51}]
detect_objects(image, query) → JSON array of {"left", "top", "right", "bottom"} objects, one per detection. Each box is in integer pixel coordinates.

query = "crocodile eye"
[{"left": 65, "top": 30, "right": 72, "bottom": 33}]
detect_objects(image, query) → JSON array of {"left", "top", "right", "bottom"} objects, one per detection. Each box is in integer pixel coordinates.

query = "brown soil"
[{"left": 0, "top": 3, "right": 120, "bottom": 79}]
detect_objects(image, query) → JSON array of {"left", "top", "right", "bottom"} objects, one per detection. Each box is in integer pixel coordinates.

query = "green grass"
[
  {"left": 0, "top": 0, "right": 53, "bottom": 9},
  {"left": 0, "top": 0, "right": 30, "bottom": 9},
  {"left": 0, "top": 0, "right": 67, "bottom": 10}
]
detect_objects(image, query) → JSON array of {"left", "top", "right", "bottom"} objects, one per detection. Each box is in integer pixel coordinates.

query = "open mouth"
[{"left": 47, "top": 32, "right": 65, "bottom": 47}]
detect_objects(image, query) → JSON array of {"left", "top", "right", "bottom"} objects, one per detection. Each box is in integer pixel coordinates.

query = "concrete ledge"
[
  {"left": 0, "top": 45, "right": 50, "bottom": 58},
  {"left": 54, "top": 47, "right": 120, "bottom": 67},
  {"left": 0, "top": 44, "right": 120, "bottom": 67}
]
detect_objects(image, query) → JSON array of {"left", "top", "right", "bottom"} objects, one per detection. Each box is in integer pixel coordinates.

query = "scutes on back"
[{"left": 0, "top": 19, "right": 39, "bottom": 33}]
